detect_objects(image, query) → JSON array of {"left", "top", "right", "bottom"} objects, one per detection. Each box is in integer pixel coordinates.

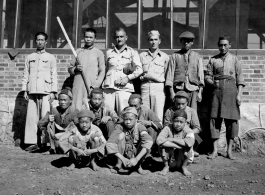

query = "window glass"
[
  {"left": 205, "top": 0, "right": 237, "bottom": 49},
  {"left": 108, "top": 0, "right": 138, "bottom": 48},
  {"left": 141, "top": 0, "right": 171, "bottom": 49}
]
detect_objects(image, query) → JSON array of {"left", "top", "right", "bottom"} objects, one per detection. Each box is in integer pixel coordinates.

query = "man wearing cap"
[
  {"left": 165, "top": 31, "right": 204, "bottom": 111},
  {"left": 157, "top": 110, "right": 195, "bottom": 176},
  {"left": 22, "top": 32, "right": 57, "bottom": 150},
  {"left": 82, "top": 88, "right": 118, "bottom": 139},
  {"left": 102, "top": 27, "right": 143, "bottom": 115},
  {"left": 121, "top": 94, "right": 162, "bottom": 144},
  {"left": 164, "top": 91, "right": 202, "bottom": 157},
  {"left": 106, "top": 107, "right": 153, "bottom": 175},
  {"left": 139, "top": 30, "right": 169, "bottom": 121},
  {"left": 57, "top": 109, "right": 106, "bottom": 171},
  {"left": 38, "top": 88, "right": 79, "bottom": 154},
  {"left": 69, "top": 28, "right": 105, "bottom": 111},
  {"left": 205, "top": 36, "right": 244, "bottom": 160}
]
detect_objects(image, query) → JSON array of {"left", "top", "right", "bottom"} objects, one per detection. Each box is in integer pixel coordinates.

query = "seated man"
[
  {"left": 82, "top": 88, "right": 118, "bottom": 139},
  {"left": 157, "top": 110, "right": 195, "bottom": 176},
  {"left": 57, "top": 109, "right": 106, "bottom": 171},
  {"left": 106, "top": 107, "right": 153, "bottom": 175},
  {"left": 38, "top": 88, "right": 79, "bottom": 154},
  {"left": 164, "top": 91, "right": 202, "bottom": 157},
  {"left": 121, "top": 94, "right": 162, "bottom": 143}
]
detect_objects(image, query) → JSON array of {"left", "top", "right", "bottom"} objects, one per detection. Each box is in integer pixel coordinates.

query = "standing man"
[
  {"left": 205, "top": 36, "right": 244, "bottom": 160},
  {"left": 69, "top": 28, "right": 105, "bottom": 110},
  {"left": 165, "top": 31, "right": 204, "bottom": 110},
  {"left": 22, "top": 32, "right": 57, "bottom": 150},
  {"left": 139, "top": 30, "right": 169, "bottom": 121},
  {"left": 102, "top": 27, "right": 143, "bottom": 115}
]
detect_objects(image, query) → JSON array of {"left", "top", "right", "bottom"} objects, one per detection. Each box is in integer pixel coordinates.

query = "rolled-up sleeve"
[
  {"left": 139, "top": 124, "right": 153, "bottom": 150},
  {"left": 156, "top": 126, "right": 170, "bottom": 146},
  {"left": 127, "top": 50, "right": 143, "bottom": 80},
  {"left": 190, "top": 109, "right": 202, "bottom": 133},
  {"left": 184, "top": 132, "right": 195, "bottom": 148},
  {"left": 235, "top": 57, "right": 245, "bottom": 87},
  {"left": 198, "top": 58, "right": 205, "bottom": 87}
]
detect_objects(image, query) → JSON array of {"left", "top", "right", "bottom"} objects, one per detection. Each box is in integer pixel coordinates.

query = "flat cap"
[
  {"left": 122, "top": 107, "right": 138, "bottom": 117},
  {"left": 59, "top": 87, "right": 73, "bottom": 99},
  {"left": 173, "top": 110, "right": 187, "bottom": 120},
  {"left": 174, "top": 91, "right": 189, "bottom": 99},
  {"left": 77, "top": 109, "right": 95, "bottom": 120},
  {"left": 129, "top": 93, "right": 142, "bottom": 100},
  {"left": 90, "top": 88, "right": 103, "bottom": 95},
  {"left": 179, "top": 31, "right": 195, "bottom": 39},
  {"left": 148, "top": 30, "right": 160, "bottom": 38}
]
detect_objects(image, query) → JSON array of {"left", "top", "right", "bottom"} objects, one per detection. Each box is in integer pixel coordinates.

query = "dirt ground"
[{"left": 0, "top": 144, "right": 264, "bottom": 195}]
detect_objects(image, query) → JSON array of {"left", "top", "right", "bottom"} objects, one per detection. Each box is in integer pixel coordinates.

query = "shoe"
[{"left": 25, "top": 144, "right": 40, "bottom": 152}]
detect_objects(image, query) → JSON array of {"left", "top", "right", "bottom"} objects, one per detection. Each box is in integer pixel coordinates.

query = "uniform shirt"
[
  {"left": 164, "top": 106, "right": 201, "bottom": 133},
  {"left": 22, "top": 50, "right": 57, "bottom": 94},
  {"left": 205, "top": 52, "right": 245, "bottom": 86},
  {"left": 102, "top": 45, "right": 143, "bottom": 92},
  {"left": 166, "top": 50, "right": 204, "bottom": 91},
  {"left": 139, "top": 49, "right": 169, "bottom": 83}
]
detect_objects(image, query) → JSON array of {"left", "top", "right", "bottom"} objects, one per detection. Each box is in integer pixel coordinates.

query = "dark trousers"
[
  {"left": 98, "top": 120, "right": 115, "bottom": 140},
  {"left": 210, "top": 118, "right": 239, "bottom": 139}
]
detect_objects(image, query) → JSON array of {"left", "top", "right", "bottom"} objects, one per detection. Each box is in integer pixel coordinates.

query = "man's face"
[
  {"left": 84, "top": 31, "right": 96, "bottom": 47},
  {"left": 128, "top": 98, "right": 141, "bottom": 111},
  {"left": 79, "top": 117, "right": 92, "bottom": 132},
  {"left": 115, "top": 30, "right": 127, "bottom": 47},
  {"left": 90, "top": 93, "right": 103, "bottom": 109},
  {"left": 123, "top": 113, "right": 137, "bottom": 129},
  {"left": 174, "top": 97, "right": 188, "bottom": 110},
  {"left": 180, "top": 38, "right": 193, "bottom": 51},
  {"left": 218, "top": 40, "right": 230, "bottom": 55},
  {"left": 149, "top": 35, "right": 161, "bottom": 50},
  {"left": 173, "top": 116, "right": 186, "bottom": 132},
  {"left": 58, "top": 94, "right": 71, "bottom": 110},
  {"left": 36, "top": 35, "right": 47, "bottom": 50}
]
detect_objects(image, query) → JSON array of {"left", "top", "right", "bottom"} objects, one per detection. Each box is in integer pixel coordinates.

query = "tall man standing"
[
  {"left": 102, "top": 27, "right": 143, "bottom": 115},
  {"left": 69, "top": 28, "right": 105, "bottom": 110},
  {"left": 139, "top": 30, "right": 169, "bottom": 121},
  {"left": 22, "top": 32, "right": 57, "bottom": 149},
  {"left": 165, "top": 31, "right": 204, "bottom": 110},
  {"left": 205, "top": 36, "right": 244, "bottom": 160}
]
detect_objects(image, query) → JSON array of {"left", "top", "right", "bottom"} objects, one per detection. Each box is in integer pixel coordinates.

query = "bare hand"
[
  {"left": 120, "top": 76, "right": 129, "bottom": 86},
  {"left": 24, "top": 91, "right": 29, "bottom": 101},
  {"left": 129, "top": 158, "right": 138, "bottom": 167},
  {"left": 101, "top": 116, "right": 111, "bottom": 124},
  {"left": 76, "top": 148, "right": 85, "bottom": 156},
  {"left": 122, "top": 157, "right": 132, "bottom": 168},
  {"left": 114, "top": 79, "right": 122, "bottom": 86},
  {"left": 138, "top": 120, "right": 151, "bottom": 127},
  {"left": 236, "top": 94, "right": 241, "bottom": 106},
  {"left": 170, "top": 92, "right": 175, "bottom": 102},
  {"left": 214, "top": 80, "right": 219, "bottom": 88},
  {"left": 197, "top": 91, "right": 202, "bottom": 102},
  {"left": 76, "top": 65, "right": 83, "bottom": 72},
  {"left": 49, "top": 115, "right": 54, "bottom": 122},
  {"left": 84, "top": 149, "right": 94, "bottom": 156}
]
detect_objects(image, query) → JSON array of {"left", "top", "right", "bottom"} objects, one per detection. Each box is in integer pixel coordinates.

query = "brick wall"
[{"left": 0, "top": 52, "right": 264, "bottom": 103}]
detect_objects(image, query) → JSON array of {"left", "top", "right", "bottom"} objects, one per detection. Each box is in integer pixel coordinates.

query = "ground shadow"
[{"left": 51, "top": 156, "right": 72, "bottom": 168}]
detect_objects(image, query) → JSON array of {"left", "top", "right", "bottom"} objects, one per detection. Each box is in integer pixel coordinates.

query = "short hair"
[
  {"left": 174, "top": 96, "right": 188, "bottom": 102},
  {"left": 35, "top": 32, "right": 48, "bottom": 40},
  {"left": 218, "top": 35, "right": 231, "bottom": 44},
  {"left": 114, "top": 27, "right": 127, "bottom": 36},
  {"left": 84, "top": 28, "right": 97, "bottom": 37}
]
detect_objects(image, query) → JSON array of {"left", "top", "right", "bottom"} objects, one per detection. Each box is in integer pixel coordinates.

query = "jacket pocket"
[{"left": 44, "top": 78, "right": 51, "bottom": 92}]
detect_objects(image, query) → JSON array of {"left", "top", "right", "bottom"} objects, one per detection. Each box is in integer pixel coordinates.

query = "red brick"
[
  {"left": 60, "top": 68, "right": 67, "bottom": 71},
  {"left": 60, "top": 60, "right": 67, "bottom": 63},
  {"left": 16, "top": 63, "right": 24, "bottom": 67},
  {"left": 250, "top": 83, "right": 265, "bottom": 86},
  {"left": 254, "top": 70, "right": 261, "bottom": 73},
  {"left": 243, "top": 74, "right": 248, "bottom": 78},
  {"left": 253, "top": 61, "right": 260, "bottom": 64},
  {"left": 5, "top": 76, "right": 17, "bottom": 79},
  {"left": 242, "top": 70, "right": 253, "bottom": 73},
  {"left": 4, "top": 83, "right": 17, "bottom": 87},
  {"left": 8, "top": 80, "right": 15, "bottom": 83},
  {"left": 0, "top": 63, "right": 8, "bottom": 67},
  {"left": 5, "top": 68, "right": 17, "bottom": 71},
  {"left": 58, "top": 72, "right": 70, "bottom": 75},
  {"left": 253, "top": 79, "right": 260, "bottom": 82},
  {"left": 57, "top": 55, "right": 63, "bottom": 59},
  {"left": 257, "top": 56, "right": 264, "bottom": 60},
  {"left": 241, "top": 56, "right": 249, "bottom": 60},
  {"left": 250, "top": 65, "right": 264, "bottom": 69},
  {"left": 18, "top": 67, "right": 24, "bottom": 71},
  {"left": 0, "top": 80, "right": 8, "bottom": 83},
  {"left": 252, "top": 87, "right": 260, "bottom": 91},
  {"left": 250, "top": 56, "right": 257, "bottom": 60},
  {"left": 244, "top": 79, "right": 252, "bottom": 82},
  {"left": 250, "top": 74, "right": 263, "bottom": 78}
]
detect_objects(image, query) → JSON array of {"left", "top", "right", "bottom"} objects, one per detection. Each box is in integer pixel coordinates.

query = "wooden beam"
[
  {"left": 186, "top": 0, "right": 190, "bottom": 28},
  {"left": 235, "top": 0, "right": 240, "bottom": 50},
  {"left": 45, "top": 0, "right": 52, "bottom": 47},
  {"left": 203, "top": 0, "right": 209, "bottom": 48},
  {"left": 14, "top": 0, "right": 22, "bottom": 48},
  {"left": 106, "top": 0, "right": 110, "bottom": 48},
  {"left": 83, "top": 0, "right": 94, "bottom": 11},
  {"left": 199, "top": 0, "right": 206, "bottom": 49},
  {"left": 170, "top": 0, "right": 173, "bottom": 49},
  {"left": 72, "top": 0, "right": 83, "bottom": 49},
  {"left": 137, "top": 0, "right": 142, "bottom": 49},
  {"left": 0, "top": 0, "right": 6, "bottom": 48}
]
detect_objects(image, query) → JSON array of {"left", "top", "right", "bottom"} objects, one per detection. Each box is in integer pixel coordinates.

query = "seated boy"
[
  {"left": 106, "top": 107, "right": 153, "bottom": 175},
  {"left": 82, "top": 88, "right": 118, "bottom": 139},
  {"left": 157, "top": 110, "right": 195, "bottom": 176},
  {"left": 57, "top": 109, "right": 106, "bottom": 171},
  {"left": 38, "top": 88, "right": 79, "bottom": 154}
]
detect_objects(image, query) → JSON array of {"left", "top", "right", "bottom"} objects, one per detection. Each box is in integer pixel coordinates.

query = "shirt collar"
[
  {"left": 89, "top": 101, "right": 104, "bottom": 112},
  {"left": 147, "top": 48, "right": 161, "bottom": 57},
  {"left": 58, "top": 106, "right": 71, "bottom": 115},
  {"left": 219, "top": 51, "right": 230, "bottom": 60},
  {"left": 82, "top": 45, "right": 94, "bottom": 50},
  {"left": 36, "top": 49, "right": 46, "bottom": 54},
  {"left": 113, "top": 44, "right": 128, "bottom": 53}
]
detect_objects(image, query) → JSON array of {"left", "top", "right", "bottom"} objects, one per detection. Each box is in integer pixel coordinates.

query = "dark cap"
[
  {"left": 179, "top": 31, "right": 195, "bottom": 39},
  {"left": 174, "top": 91, "right": 189, "bottom": 99},
  {"left": 59, "top": 87, "right": 73, "bottom": 99},
  {"left": 173, "top": 110, "right": 187, "bottom": 120},
  {"left": 90, "top": 88, "right": 103, "bottom": 96},
  {"left": 129, "top": 94, "right": 142, "bottom": 101},
  {"left": 77, "top": 109, "right": 95, "bottom": 120},
  {"left": 122, "top": 107, "right": 138, "bottom": 117}
]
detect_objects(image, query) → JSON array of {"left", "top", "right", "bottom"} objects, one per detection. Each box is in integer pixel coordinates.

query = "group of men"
[{"left": 21, "top": 27, "right": 244, "bottom": 176}]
